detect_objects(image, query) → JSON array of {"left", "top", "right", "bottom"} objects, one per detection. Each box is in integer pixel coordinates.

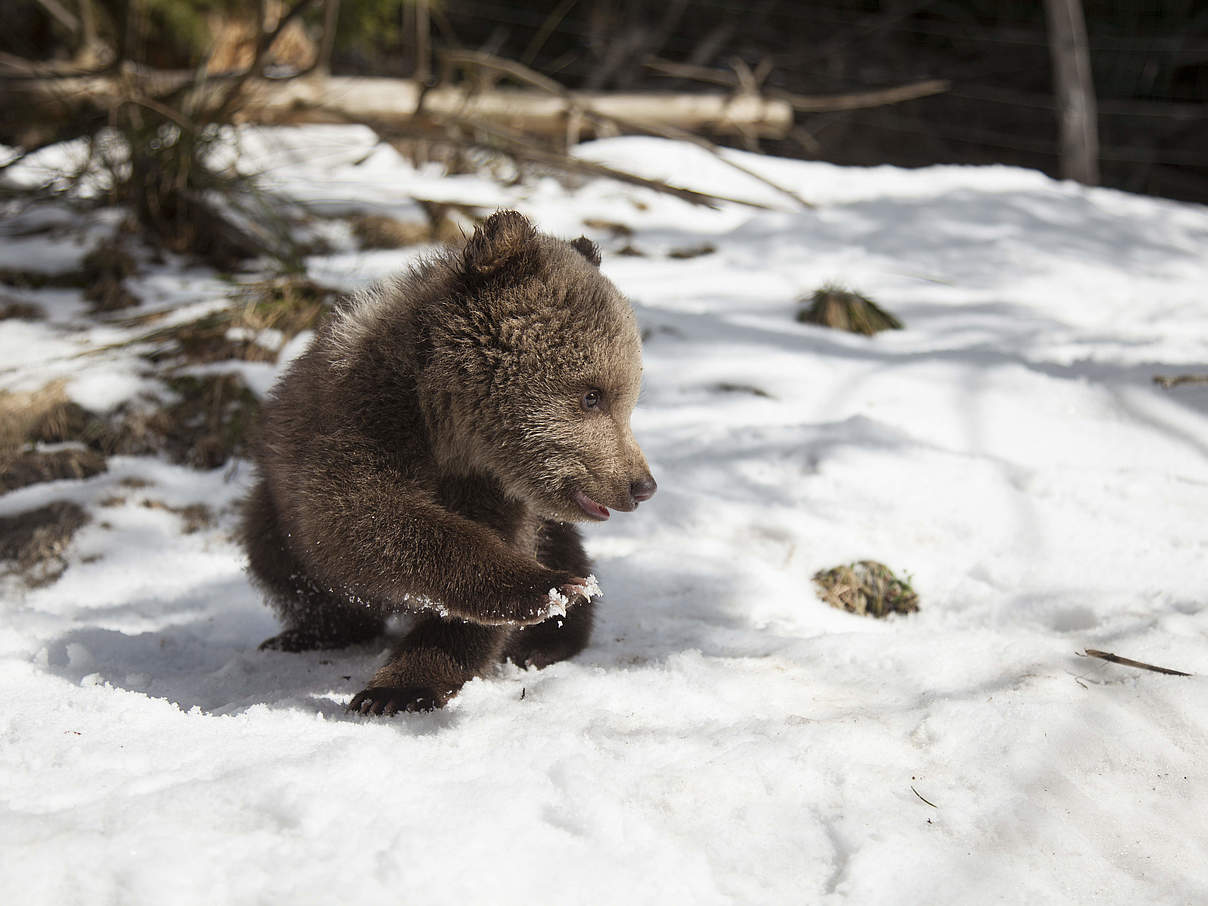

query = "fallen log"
[{"left": 2, "top": 70, "right": 793, "bottom": 140}]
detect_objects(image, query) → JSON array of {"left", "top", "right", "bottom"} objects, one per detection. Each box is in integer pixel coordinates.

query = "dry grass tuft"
[
  {"left": 0, "top": 382, "right": 72, "bottom": 470},
  {"left": 1, "top": 448, "right": 107, "bottom": 493},
  {"left": 117, "top": 373, "right": 260, "bottom": 469},
  {"left": 813, "top": 560, "right": 919, "bottom": 618},
  {"left": 797, "top": 284, "right": 903, "bottom": 335},
  {"left": 350, "top": 214, "right": 433, "bottom": 250},
  {"left": 140, "top": 276, "right": 336, "bottom": 366},
  {"left": 667, "top": 243, "right": 716, "bottom": 259}
]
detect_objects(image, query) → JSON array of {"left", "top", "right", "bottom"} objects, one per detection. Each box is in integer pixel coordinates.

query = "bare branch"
[
  {"left": 645, "top": 59, "right": 949, "bottom": 112},
  {"left": 1079, "top": 649, "right": 1192, "bottom": 676},
  {"left": 213, "top": 0, "right": 319, "bottom": 120},
  {"left": 443, "top": 50, "right": 809, "bottom": 207},
  {"left": 418, "top": 112, "right": 775, "bottom": 211},
  {"left": 773, "top": 80, "right": 950, "bottom": 113},
  {"left": 35, "top": 0, "right": 80, "bottom": 34}
]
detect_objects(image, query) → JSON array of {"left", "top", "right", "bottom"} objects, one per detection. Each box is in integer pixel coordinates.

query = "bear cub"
[{"left": 241, "top": 211, "right": 656, "bottom": 714}]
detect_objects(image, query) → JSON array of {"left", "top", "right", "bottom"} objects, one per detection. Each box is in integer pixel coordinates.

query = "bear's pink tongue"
[{"left": 573, "top": 490, "right": 610, "bottom": 521}]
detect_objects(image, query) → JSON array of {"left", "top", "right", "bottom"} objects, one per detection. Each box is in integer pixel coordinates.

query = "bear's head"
[{"left": 428, "top": 210, "right": 656, "bottom": 522}]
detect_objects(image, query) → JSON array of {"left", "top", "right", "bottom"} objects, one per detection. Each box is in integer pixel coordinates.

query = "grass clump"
[
  {"left": 0, "top": 501, "right": 89, "bottom": 587},
  {"left": 81, "top": 237, "right": 141, "bottom": 312},
  {"left": 813, "top": 560, "right": 919, "bottom": 618},
  {"left": 139, "top": 276, "right": 335, "bottom": 366},
  {"left": 120, "top": 374, "right": 260, "bottom": 470},
  {"left": 797, "top": 284, "right": 903, "bottom": 336}
]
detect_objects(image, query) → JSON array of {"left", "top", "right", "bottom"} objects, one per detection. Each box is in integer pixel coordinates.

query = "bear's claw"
[{"left": 347, "top": 686, "right": 446, "bottom": 715}]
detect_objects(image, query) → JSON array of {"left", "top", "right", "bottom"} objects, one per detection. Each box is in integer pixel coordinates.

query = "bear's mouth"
[{"left": 572, "top": 489, "right": 610, "bottom": 521}]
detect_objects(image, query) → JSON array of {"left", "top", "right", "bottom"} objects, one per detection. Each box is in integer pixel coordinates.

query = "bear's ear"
[
  {"left": 462, "top": 210, "right": 537, "bottom": 277},
  {"left": 570, "top": 236, "right": 602, "bottom": 267}
]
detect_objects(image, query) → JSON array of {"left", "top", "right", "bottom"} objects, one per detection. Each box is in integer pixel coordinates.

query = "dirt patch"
[
  {"left": 0, "top": 297, "right": 45, "bottom": 320},
  {"left": 813, "top": 560, "right": 919, "bottom": 618},
  {"left": 0, "top": 268, "right": 88, "bottom": 290},
  {"left": 1, "top": 448, "right": 107, "bottom": 493},
  {"left": 0, "top": 501, "right": 89, "bottom": 587}
]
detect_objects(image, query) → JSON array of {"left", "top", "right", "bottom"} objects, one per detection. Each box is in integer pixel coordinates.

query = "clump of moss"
[
  {"left": 812, "top": 560, "right": 919, "bottom": 618},
  {"left": 797, "top": 284, "right": 903, "bottom": 336}
]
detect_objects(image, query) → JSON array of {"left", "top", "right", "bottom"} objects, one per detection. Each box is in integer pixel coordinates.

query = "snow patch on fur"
[{"left": 545, "top": 573, "right": 602, "bottom": 618}]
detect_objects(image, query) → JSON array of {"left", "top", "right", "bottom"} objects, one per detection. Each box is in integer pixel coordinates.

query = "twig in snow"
[
  {"left": 911, "top": 786, "right": 938, "bottom": 808},
  {"left": 1078, "top": 649, "right": 1192, "bottom": 676},
  {"left": 1153, "top": 374, "right": 1208, "bottom": 389}
]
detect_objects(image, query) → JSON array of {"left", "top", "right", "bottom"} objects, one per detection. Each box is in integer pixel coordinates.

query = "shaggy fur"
[{"left": 241, "top": 211, "right": 655, "bottom": 714}]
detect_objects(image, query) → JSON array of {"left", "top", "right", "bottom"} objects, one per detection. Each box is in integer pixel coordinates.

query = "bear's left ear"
[
  {"left": 570, "top": 236, "right": 602, "bottom": 267},
  {"left": 463, "top": 210, "right": 538, "bottom": 277}
]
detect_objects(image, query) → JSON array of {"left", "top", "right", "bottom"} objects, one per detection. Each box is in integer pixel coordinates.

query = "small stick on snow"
[
  {"left": 1078, "top": 649, "right": 1192, "bottom": 677},
  {"left": 1153, "top": 374, "right": 1208, "bottom": 389},
  {"left": 911, "top": 786, "right": 938, "bottom": 808}
]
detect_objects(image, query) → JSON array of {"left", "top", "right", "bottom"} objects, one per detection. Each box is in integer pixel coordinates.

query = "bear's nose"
[{"left": 630, "top": 475, "right": 657, "bottom": 503}]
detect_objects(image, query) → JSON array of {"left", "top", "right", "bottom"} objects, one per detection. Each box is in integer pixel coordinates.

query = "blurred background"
[{"left": 3, "top": 0, "right": 1205, "bottom": 207}]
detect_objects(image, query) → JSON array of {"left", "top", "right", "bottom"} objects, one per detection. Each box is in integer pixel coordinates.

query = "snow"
[
  {"left": 547, "top": 574, "right": 603, "bottom": 618},
  {"left": 2, "top": 126, "right": 1208, "bottom": 905}
]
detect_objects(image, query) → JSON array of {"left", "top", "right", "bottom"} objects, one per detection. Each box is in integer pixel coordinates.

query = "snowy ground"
[{"left": 2, "top": 127, "right": 1207, "bottom": 905}]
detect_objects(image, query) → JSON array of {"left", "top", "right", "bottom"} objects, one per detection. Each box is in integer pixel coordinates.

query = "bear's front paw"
[
  {"left": 347, "top": 685, "right": 451, "bottom": 716},
  {"left": 508, "top": 574, "right": 599, "bottom": 626},
  {"left": 542, "top": 574, "right": 602, "bottom": 619}
]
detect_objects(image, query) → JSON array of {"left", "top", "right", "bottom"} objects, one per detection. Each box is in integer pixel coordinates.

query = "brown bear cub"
[{"left": 241, "top": 211, "right": 656, "bottom": 715}]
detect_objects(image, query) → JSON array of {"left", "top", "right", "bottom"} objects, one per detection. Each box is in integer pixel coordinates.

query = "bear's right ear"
[{"left": 462, "top": 210, "right": 537, "bottom": 277}]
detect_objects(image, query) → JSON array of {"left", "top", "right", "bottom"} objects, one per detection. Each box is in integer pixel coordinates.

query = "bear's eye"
[{"left": 581, "top": 389, "right": 603, "bottom": 411}]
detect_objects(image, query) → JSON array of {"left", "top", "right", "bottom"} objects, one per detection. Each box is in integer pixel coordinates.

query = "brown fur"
[{"left": 240, "top": 211, "right": 655, "bottom": 714}]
